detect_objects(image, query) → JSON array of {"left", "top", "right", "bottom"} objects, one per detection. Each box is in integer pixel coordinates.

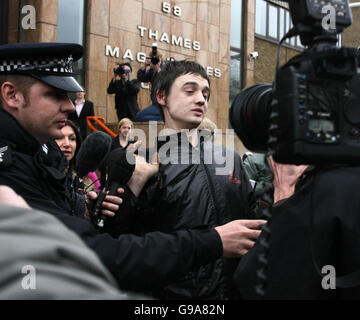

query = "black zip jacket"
[{"left": 104, "top": 131, "right": 257, "bottom": 299}]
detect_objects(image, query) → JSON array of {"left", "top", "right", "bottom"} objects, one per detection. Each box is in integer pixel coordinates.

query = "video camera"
[
  {"left": 230, "top": 0, "right": 360, "bottom": 165},
  {"left": 150, "top": 43, "right": 160, "bottom": 65}
]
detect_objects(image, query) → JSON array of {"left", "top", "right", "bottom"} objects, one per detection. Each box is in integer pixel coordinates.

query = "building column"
[{"left": 242, "top": 0, "right": 255, "bottom": 88}]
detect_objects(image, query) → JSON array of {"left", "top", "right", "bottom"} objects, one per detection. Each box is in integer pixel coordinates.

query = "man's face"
[
  {"left": 159, "top": 73, "right": 210, "bottom": 131},
  {"left": 76, "top": 91, "right": 85, "bottom": 100},
  {"left": 17, "top": 81, "right": 75, "bottom": 144}
]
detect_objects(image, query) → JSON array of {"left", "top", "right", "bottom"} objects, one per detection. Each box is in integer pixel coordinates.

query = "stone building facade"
[{"left": 1, "top": 0, "right": 359, "bottom": 154}]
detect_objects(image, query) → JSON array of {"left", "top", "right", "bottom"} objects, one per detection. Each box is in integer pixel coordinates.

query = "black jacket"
[
  {"left": 105, "top": 132, "right": 256, "bottom": 299},
  {"left": 234, "top": 165, "right": 360, "bottom": 299},
  {"left": 0, "top": 108, "right": 223, "bottom": 292},
  {"left": 107, "top": 79, "right": 140, "bottom": 121},
  {"left": 68, "top": 100, "right": 94, "bottom": 140}
]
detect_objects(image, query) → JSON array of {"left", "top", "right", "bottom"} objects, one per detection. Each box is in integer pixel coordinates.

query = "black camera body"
[
  {"left": 230, "top": 0, "right": 360, "bottom": 165},
  {"left": 114, "top": 65, "right": 130, "bottom": 75},
  {"left": 150, "top": 43, "right": 160, "bottom": 65},
  {"left": 271, "top": 46, "right": 359, "bottom": 164}
]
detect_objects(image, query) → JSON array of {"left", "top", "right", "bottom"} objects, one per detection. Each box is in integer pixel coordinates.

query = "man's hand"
[
  {"left": 127, "top": 152, "right": 159, "bottom": 197},
  {"left": 0, "top": 185, "right": 30, "bottom": 209},
  {"left": 86, "top": 188, "right": 124, "bottom": 219},
  {"left": 215, "top": 219, "right": 266, "bottom": 258},
  {"left": 268, "top": 156, "right": 308, "bottom": 203},
  {"left": 151, "top": 60, "right": 161, "bottom": 72},
  {"left": 125, "top": 140, "right": 142, "bottom": 152}
]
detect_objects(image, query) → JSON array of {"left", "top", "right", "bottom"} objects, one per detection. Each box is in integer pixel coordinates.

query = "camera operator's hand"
[
  {"left": 85, "top": 188, "right": 124, "bottom": 219},
  {"left": 268, "top": 155, "right": 308, "bottom": 203},
  {"left": 151, "top": 60, "right": 161, "bottom": 72},
  {"left": 215, "top": 219, "right": 266, "bottom": 258}
]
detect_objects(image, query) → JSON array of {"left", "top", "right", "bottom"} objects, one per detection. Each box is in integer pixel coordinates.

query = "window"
[
  {"left": 57, "top": 0, "right": 85, "bottom": 45},
  {"left": 255, "top": 0, "right": 343, "bottom": 49},
  {"left": 255, "top": 0, "right": 303, "bottom": 50},
  {"left": 57, "top": 0, "right": 86, "bottom": 86},
  {"left": 230, "top": 0, "right": 243, "bottom": 112},
  {"left": 255, "top": 0, "right": 266, "bottom": 36}
]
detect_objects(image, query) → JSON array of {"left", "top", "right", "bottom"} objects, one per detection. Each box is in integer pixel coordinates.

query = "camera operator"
[
  {"left": 231, "top": 0, "right": 360, "bottom": 299},
  {"left": 136, "top": 44, "right": 165, "bottom": 121},
  {"left": 107, "top": 62, "right": 140, "bottom": 122}
]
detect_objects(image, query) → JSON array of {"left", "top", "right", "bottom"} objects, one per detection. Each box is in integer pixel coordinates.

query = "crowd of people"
[{"left": 0, "top": 41, "right": 359, "bottom": 300}]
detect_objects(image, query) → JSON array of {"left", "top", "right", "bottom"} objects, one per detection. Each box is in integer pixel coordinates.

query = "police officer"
[{"left": 0, "top": 42, "right": 263, "bottom": 293}]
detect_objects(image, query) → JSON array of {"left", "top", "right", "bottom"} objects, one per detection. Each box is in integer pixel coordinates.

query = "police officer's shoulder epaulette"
[{"left": 0, "top": 142, "right": 12, "bottom": 168}]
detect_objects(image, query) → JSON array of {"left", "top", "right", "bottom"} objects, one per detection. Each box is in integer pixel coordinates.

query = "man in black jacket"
[
  {"left": 107, "top": 62, "right": 140, "bottom": 121},
  {"left": 234, "top": 164, "right": 360, "bottom": 299},
  {"left": 105, "top": 60, "right": 266, "bottom": 299},
  {"left": 0, "top": 42, "right": 264, "bottom": 294},
  {"left": 68, "top": 89, "right": 94, "bottom": 140}
]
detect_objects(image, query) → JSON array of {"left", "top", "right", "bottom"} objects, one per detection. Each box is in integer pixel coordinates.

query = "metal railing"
[{"left": 86, "top": 116, "right": 117, "bottom": 138}]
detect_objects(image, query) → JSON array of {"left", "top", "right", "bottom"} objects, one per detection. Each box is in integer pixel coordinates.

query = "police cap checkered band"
[
  {"left": 0, "top": 56, "right": 75, "bottom": 75},
  {"left": 0, "top": 42, "right": 84, "bottom": 92}
]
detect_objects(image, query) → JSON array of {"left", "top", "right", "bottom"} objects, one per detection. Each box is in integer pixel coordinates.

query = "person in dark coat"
[
  {"left": 107, "top": 62, "right": 140, "bottom": 122},
  {"left": 136, "top": 47, "right": 165, "bottom": 122},
  {"left": 0, "top": 43, "right": 260, "bottom": 294},
  {"left": 135, "top": 104, "right": 163, "bottom": 121},
  {"left": 68, "top": 89, "right": 94, "bottom": 141},
  {"left": 105, "top": 60, "right": 265, "bottom": 299},
  {"left": 234, "top": 164, "right": 360, "bottom": 299}
]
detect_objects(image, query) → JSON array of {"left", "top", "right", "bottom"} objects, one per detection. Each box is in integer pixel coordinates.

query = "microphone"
[
  {"left": 76, "top": 131, "right": 113, "bottom": 177},
  {"left": 93, "top": 148, "right": 136, "bottom": 228},
  {"left": 107, "top": 147, "right": 136, "bottom": 195}
]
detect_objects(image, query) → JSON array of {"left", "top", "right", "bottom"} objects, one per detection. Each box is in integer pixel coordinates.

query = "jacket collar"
[{"left": 0, "top": 108, "right": 41, "bottom": 156}]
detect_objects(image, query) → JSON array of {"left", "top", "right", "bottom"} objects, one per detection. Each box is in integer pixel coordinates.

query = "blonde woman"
[{"left": 111, "top": 118, "right": 137, "bottom": 151}]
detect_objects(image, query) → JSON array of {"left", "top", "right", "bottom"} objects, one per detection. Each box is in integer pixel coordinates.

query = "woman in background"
[
  {"left": 55, "top": 120, "right": 101, "bottom": 194},
  {"left": 111, "top": 118, "right": 137, "bottom": 151}
]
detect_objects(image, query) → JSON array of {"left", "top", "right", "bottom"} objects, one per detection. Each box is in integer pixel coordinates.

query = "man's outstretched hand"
[{"left": 215, "top": 219, "right": 266, "bottom": 258}]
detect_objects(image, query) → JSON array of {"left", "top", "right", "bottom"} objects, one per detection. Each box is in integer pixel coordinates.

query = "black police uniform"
[{"left": 0, "top": 43, "right": 223, "bottom": 292}]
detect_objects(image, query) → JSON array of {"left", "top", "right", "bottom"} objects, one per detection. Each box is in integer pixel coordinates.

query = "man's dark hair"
[
  {"left": 118, "top": 62, "right": 132, "bottom": 72},
  {"left": 153, "top": 60, "right": 210, "bottom": 117}
]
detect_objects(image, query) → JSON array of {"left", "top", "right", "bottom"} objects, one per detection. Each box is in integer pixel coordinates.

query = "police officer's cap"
[{"left": 0, "top": 42, "right": 84, "bottom": 92}]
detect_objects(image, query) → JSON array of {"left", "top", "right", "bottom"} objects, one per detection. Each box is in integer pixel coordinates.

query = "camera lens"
[{"left": 229, "top": 84, "right": 273, "bottom": 152}]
